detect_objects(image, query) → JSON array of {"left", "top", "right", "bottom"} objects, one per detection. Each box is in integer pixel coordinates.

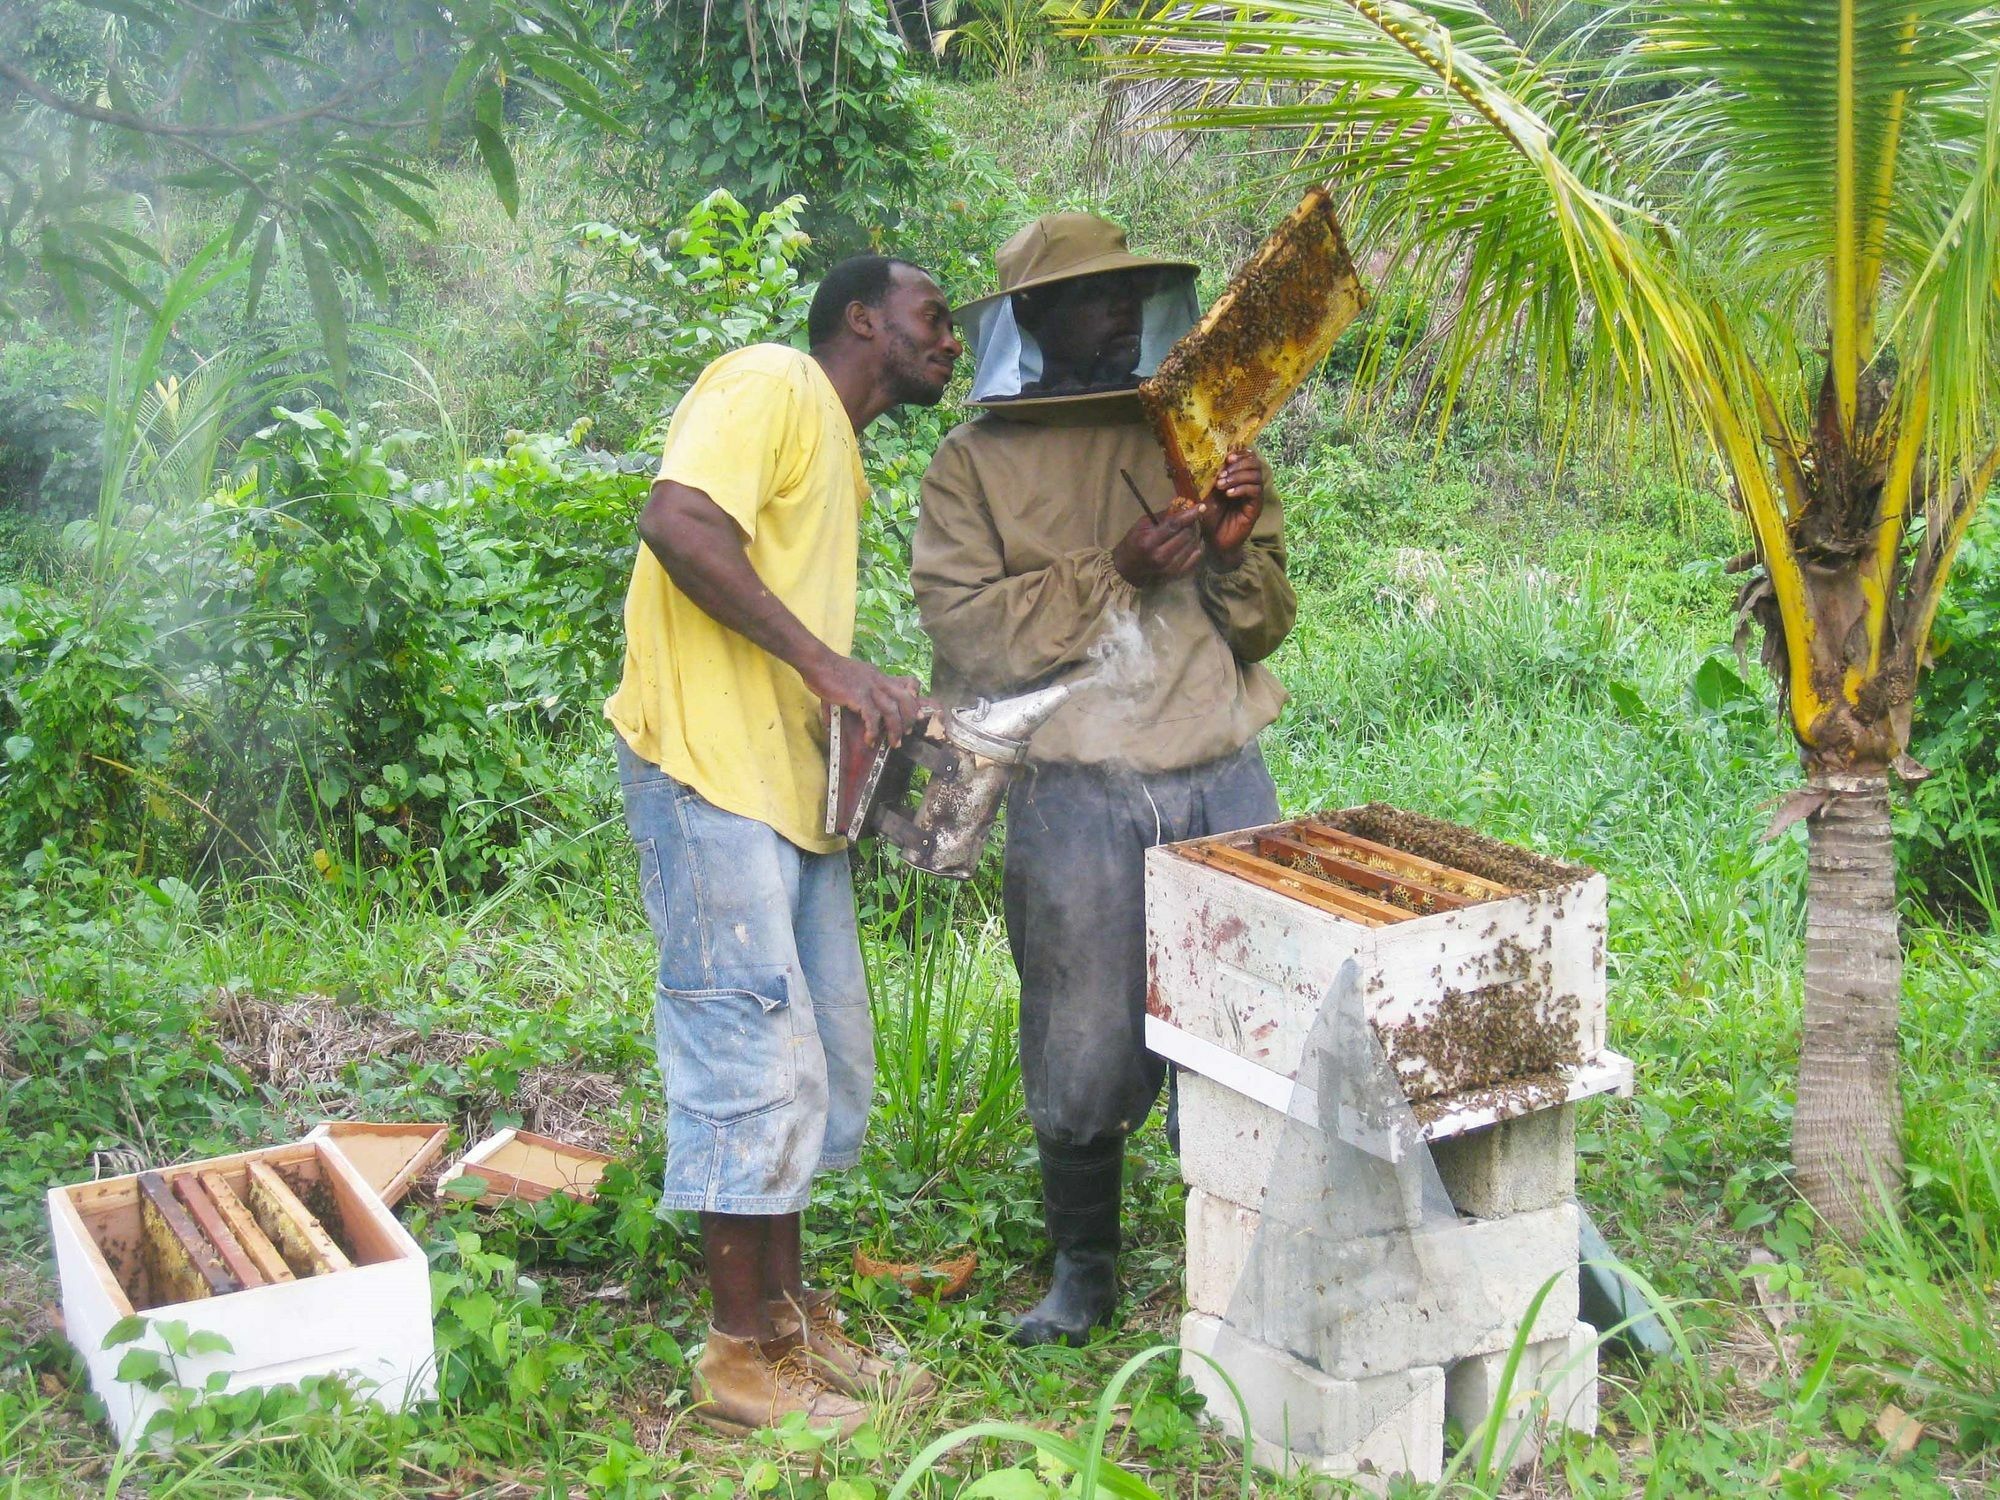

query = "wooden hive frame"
[
  {"left": 1140, "top": 185, "right": 1368, "bottom": 505},
  {"left": 50, "top": 1140, "right": 397, "bottom": 1319},
  {"left": 1180, "top": 815, "right": 1515, "bottom": 926}
]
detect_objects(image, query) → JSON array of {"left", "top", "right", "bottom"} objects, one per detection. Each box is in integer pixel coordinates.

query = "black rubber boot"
[{"left": 1011, "top": 1134, "right": 1123, "bottom": 1348}]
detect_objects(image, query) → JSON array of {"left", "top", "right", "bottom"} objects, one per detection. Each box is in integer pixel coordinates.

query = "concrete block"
[
  {"left": 1179, "top": 1067, "right": 1440, "bottom": 1225},
  {"left": 1179, "top": 1070, "right": 1287, "bottom": 1207},
  {"left": 1445, "top": 1321, "right": 1600, "bottom": 1469},
  {"left": 1186, "top": 1190, "right": 1579, "bottom": 1379},
  {"left": 1430, "top": 1106, "right": 1576, "bottom": 1219},
  {"left": 1182, "top": 1312, "right": 1444, "bottom": 1486}
]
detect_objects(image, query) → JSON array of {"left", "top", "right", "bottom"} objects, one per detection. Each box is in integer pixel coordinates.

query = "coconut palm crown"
[{"left": 1072, "top": 0, "right": 2000, "bottom": 1239}]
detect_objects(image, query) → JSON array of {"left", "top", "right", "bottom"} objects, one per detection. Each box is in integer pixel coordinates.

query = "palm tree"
[{"left": 1071, "top": 0, "right": 2000, "bottom": 1240}]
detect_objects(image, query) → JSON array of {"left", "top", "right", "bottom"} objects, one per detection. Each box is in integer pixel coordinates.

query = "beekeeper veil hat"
[{"left": 956, "top": 213, "right": 1200, "bottom": 410}]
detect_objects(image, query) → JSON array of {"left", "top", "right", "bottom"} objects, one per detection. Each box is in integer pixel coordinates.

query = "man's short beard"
[
  {"left": 893, "top": 371, "right": 948, "bottom": 406},
  {"left": 887, "top": 334, "right": 948, "bottom": 406}
]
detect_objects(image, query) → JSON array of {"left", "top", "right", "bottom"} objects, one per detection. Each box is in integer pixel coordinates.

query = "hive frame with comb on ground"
[
  {"left": 1139, "top": 185, "right": 1367, "bottom": 507},
  {"left": 1145, "top": 805, "right": 1633, "bottom": 1484},
  {"left": 47, "top": 1136, "right": 435, "bottom": 1447}
]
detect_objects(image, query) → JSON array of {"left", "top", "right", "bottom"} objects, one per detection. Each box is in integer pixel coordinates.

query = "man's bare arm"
[{"left": 639, "top": 479, "right": 920, "bottom": 745}]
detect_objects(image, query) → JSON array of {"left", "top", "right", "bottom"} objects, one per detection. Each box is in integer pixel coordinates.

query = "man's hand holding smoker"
[{"left": 808, "top": 653, "right": 924, "bottom": 749}]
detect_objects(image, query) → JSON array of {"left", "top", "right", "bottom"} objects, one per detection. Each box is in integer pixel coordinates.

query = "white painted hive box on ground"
[
  {"left": 1145, "top": 804, "right": 1630, "bottom": 1147},
  {"left": 47, "top": 1136, "right": 436, "bottom": 1446}
]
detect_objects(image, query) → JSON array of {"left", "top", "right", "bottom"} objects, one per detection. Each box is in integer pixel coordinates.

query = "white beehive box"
[
  {"left": 47, "top": 1137, "right": 436, "bottom": 1446},
  {"left": 1146, "top": 805, "right": 1630, "bottom": 1148}
]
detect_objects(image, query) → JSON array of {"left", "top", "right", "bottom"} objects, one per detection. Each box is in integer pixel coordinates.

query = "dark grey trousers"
[{"left": 1002, "top": 742, "right": 1281, "bottom": 1146}]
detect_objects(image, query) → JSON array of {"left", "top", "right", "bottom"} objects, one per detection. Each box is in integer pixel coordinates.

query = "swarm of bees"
[{"left": 1141, "top": 187, "right": 1368, "bottom": 506}]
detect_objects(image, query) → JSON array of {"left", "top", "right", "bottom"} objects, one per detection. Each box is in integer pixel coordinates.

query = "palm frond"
[
  {"left": 1616, "top": 0, "right": 2000, "bottom": 482},
  {"left": 1074, "top": 0, "right": 2000, "bottom": 737},
  {"left": 1888, "top": 54, "right": 2000, "bottom": 521},
  {"left": 1073, "top": 2, "right": 1709, "bottom": 437}
]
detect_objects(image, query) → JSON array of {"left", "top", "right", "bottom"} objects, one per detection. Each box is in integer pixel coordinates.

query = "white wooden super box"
[
  {"left": 47, "top": 1136, "right": 436, "bottom": 1446},
  {"left": 1144, "top": 806, "right": 1632, "bottom": 1149}
]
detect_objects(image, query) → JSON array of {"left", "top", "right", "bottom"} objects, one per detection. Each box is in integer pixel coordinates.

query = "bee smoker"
[{"left": 825, "top": 680, "right": 1083, "bottom": 878}]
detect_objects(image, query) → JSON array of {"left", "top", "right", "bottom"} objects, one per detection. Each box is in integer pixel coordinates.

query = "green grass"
[{"left": 6, "top": 524, "right": 1998, "bottom": 1496}]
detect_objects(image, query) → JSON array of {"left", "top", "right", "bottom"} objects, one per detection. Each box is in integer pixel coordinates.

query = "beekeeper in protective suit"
[{"left": 912, "top": 214, "right": 1297, "bottom": 1346}]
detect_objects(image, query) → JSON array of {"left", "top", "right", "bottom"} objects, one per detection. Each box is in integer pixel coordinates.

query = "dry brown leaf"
[
  {"left": 1744, "top": 1249, "right": 1803, "bottom": 1374},
  {"left": 1763, "top": 1451, "right": 1813, "bottom": 1484},
  {"left": 1876, "top": 1402, "right": 1923, "bottom": 1457},
  {"left": 1763, "top": 787, "right": 1829, "bottom": 841}
]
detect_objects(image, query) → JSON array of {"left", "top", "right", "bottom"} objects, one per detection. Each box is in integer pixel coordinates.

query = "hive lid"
[
  {"left": 1140, "top": 186, "right": 1367, "bottom": 504},
  {"left": 436, "top": 1128, "right": 612, "bottom": 1206},
  {"left": 307, "top": 1121, "right": 451, "bottom": 1206}
]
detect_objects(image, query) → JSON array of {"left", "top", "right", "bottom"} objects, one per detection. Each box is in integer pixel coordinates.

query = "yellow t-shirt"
[{"left": 605, "top": 344, "right": 866, "bottom": 853}]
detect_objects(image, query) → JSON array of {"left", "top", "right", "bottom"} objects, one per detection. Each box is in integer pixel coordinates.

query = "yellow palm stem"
[
  {"left": 1855, "top": 13, "right": 1919, "bottom": 331},
  {"left": 1750, "top": 368, "right": 1810, "bottom": 520},
  {"left": 1911, "top": 445, "right": 2000, "bottom": 659},
  {"left": 1856, "top": 376, "right": 1930, "bottom": 689},
  {"left": 1706, "top": 389, "right": 1827, "bottom": 742}
]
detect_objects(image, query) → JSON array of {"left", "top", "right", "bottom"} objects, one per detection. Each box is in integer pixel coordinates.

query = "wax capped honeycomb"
[{"left": 1140, "top": 187, "right": 1367, "bottom": 503}]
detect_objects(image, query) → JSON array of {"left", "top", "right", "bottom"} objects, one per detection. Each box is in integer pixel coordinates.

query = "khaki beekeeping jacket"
[{"left": 912, "top": 412, "right": 1295, "bottom": 771}]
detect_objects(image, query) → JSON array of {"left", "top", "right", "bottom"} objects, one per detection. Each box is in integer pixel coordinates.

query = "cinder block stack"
[
  {"left": 1176, "top": 1075, "right": 1596, "bottom": 1484},
  {"left": 1431, "top": 1109, "right": 1600, "bottom": 1462},
  {"left": 1143, "top": 810, "right": 1633, "bottom": 1486}
]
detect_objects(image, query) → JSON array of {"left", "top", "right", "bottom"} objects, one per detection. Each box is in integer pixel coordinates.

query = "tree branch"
[
  {"left": 178, "top": 136, "right": 282, "bottom": 209},
  {"left": 0, "top": 57, "right": 415, "bottom": 140}
]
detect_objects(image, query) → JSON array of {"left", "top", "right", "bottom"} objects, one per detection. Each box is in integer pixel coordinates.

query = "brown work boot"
[
  {"left": 770, "top": 1289, "right": 938, "bottom": 1402},
  {"left": 688, "top": 1326, "right": 868, "bottom": 1438}
]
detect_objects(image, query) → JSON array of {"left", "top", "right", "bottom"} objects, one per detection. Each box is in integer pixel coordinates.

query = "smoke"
[{"left": 1083, "top": 602, "right": 1157, "bottom": 702}]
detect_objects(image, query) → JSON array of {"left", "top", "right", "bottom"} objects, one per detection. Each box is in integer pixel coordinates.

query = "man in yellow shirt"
[{"left": 605, "top": 255, "right": 961, "bottom": 1434}]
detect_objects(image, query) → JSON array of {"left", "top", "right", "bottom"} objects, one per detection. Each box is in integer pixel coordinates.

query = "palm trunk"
[{"left": 1792, "top": 772, "right": 1905, "bottom": 1241}]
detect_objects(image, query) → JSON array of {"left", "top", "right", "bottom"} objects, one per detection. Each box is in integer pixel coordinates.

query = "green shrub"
[
  {"left": 220, "top": 409, "right": 538, "bottom": 878},
  {"left": 0, "top": 584, "right": 183, "bottom": 869},
  {"left": 191, "top": 407, "right": 631, "bottom": 885},
  {"left": 0, "top": 405, "right": 639, "bottom": 886},
  {"left": 614, "top": 0, "right": 938, "bottom": 249},
  {"left": 555, "top": 189, "right": 815, "bottom": 449},
  {"left": 1903, "top": 507, "right": 2000, "bottom": 919},
  {"left": 462, "top": 421, "right": 653, "bottom": 723},
  {"left": 0, "top": 323, "right": 100, "bottom": 518}
]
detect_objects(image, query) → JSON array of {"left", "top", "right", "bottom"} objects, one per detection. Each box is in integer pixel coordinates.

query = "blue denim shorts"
[{"left": 617, "top": 740, "right": 874, "bottom": 1214}]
